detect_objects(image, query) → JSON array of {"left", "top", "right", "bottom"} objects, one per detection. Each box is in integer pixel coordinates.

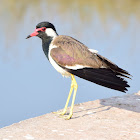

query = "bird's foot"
[
  {"left": 59, "top": 113, "right": 73, "bottom": 120},
  {"left": 53, "top": 109, "right": 67, "bottom": 116},
  {"left": 53, "top": 109, "right": 73, "bottom": 119}
]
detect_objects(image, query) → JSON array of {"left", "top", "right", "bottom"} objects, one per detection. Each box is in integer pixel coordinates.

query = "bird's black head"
[
  {"left": 36, "top": 22, "right": 56, "bottom": 31},
  {"left": 26, "top": 21, "right": 57, "bottom": 40}
]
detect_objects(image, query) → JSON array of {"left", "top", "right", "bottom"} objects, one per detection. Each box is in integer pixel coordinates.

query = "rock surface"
[{"left": 0, "top": 91, "right": 140, "bottom": 140}]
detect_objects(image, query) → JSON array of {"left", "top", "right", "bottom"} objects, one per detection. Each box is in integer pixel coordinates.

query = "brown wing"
[
  {"left": 50, "top": 35, "right": 131, "bottom": 92},
  {"left": 50, "top": 35, "right": 107, "bottom": 68}
]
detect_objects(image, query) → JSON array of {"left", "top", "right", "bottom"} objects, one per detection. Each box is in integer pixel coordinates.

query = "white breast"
[{"left": 48, "top": 43, "right": 71, "bottom": 77}]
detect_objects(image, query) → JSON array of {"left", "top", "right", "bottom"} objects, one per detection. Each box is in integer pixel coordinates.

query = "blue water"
[{"left": 0, "top": 1, "right": 139, "bottom": 128}]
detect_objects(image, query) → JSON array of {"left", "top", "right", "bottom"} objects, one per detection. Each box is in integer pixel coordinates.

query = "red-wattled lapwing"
[{"left": 26, "top": 21, "right": 131, "bottom": 119}]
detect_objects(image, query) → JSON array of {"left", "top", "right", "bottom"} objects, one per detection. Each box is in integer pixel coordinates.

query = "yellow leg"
[
  {"left": 60, "top": 74, "right": 78, "bottom": 120},
  {"left": 60, "top": 79, "right": 74, "bottom": 115},
  {"left": 53, "top": 76, "right": 74, "bottom": 115},
  {"left": 65, "top": 74, "right": 78, "bottom": 119},
  {"left": 53, "top": 74, "right": 78, "bottom": 120}
]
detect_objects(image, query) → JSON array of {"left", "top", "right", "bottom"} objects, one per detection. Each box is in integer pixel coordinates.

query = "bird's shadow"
[
  {"left": 71, "top": 106, "right": 112, "bottom": 119},
  {"left": 71, "top": 93, "right": 140, "bottom": 119}
]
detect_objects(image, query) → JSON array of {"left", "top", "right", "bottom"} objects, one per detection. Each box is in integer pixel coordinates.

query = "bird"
[{"left": 26, "top": 21, "right": 131, "bottom": 119}]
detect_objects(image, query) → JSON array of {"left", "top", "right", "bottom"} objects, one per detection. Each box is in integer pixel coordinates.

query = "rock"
[{"left": 0, "top": 91, "right": 140, "bottom": 140}]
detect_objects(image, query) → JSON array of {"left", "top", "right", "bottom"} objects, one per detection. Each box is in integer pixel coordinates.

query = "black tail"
[
  {"left": 97, "top": 54, "right": 131, "bottom": 76},
  {"left": 65, "top": 68, "right": 130, "bottom": 92}
]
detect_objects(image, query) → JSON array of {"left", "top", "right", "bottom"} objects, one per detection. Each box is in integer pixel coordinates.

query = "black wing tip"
[
  {"left": 118, "top": 73, "right": 132, "bottom": 80},
  {"left": 111, "top": 83, "right": 129, "bottom": 93},
  {"left": 114, "top": 76, "right": 130, "bottom": 92},
  {"left": 122, "top": 86, "right": 129, "bottom": 93},
  {"left": 65, "top": 67, "right": 131, "bottom": 93}
]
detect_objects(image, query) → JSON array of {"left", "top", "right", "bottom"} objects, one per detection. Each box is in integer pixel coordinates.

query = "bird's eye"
[{"left": 42, "top": 27, "right": 46, "bottom": 31}]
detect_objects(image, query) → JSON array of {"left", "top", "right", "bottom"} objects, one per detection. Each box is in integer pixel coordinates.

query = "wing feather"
[
  {"left": 51, "top": 35, "right": 105, "bottom": 68},
  {"left": 50, "top": 35, "right": 131, "bottom": 92}
]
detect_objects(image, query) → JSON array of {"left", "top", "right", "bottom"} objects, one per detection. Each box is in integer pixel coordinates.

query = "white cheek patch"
[{"left": 45, "top": 28, "right": 57, "bottom": 38}]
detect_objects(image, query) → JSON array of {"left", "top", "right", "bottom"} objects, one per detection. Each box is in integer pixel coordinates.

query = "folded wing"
[{"left": 50, "top": 35, "right": 131, "bottom": 92}]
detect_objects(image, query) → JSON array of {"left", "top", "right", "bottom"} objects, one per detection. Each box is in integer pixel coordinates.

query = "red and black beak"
[{"left": 26, "top": 27, "right": 46, "bottom": 39}]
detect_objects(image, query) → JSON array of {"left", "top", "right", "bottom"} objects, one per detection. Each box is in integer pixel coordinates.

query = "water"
[{"left": 0, "top": 0, "right": 140, "bottom": 128}]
